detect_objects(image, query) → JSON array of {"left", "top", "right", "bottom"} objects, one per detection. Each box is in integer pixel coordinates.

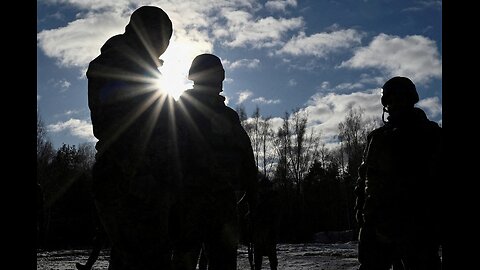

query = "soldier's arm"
[
  {"left": 354, "top": 131, "right": 375, "bottom": 226},
  {"left": 229, "top": 108, "right": 259, "bottom": 211},
  {"left": 354, "top": 162, "right": 367, "bottom": 226},
  {"left": 241, "top": 128, "right": 259, "bottom": 212}
]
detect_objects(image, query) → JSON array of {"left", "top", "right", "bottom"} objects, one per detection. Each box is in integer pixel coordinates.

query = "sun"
[
  {"left": 152, "top": 39, "right": 202, "bottom": 100},
  {"left": 154, "top": 62, "right": 191, "bottom": 101}
]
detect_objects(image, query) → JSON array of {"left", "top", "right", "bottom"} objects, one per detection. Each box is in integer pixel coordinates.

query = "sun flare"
[
  {"left": 155, "top": 63, "right": 190, "bottom": 101},
  {"left": 152, "top": 36, "right": 210, "bottom": 100}
]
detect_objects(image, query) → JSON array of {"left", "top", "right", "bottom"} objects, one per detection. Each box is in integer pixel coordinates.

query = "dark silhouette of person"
[
  {"left": 251, "top": 178, "right": 279, "bottom": 270},
  {"left": 86, "top": 5, "right": 178, "bottom": 270},
  {"left": 354, "top": 76, "right": 443, "bottom": 270},
  {"left": 171, "top": 53, "right": 258, "bottom": 270}
]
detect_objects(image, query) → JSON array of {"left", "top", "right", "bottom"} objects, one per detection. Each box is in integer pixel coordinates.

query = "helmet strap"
[{"left": 382, "top": 107, "right": 388, "bottom": 124}]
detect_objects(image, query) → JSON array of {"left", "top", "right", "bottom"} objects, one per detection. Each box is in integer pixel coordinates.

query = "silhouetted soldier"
[
  {"left": 172, "top": 54, "right": 258, "bottom": 270},
  {"left": 86, "top": 5, "right": 177, "bottom": 270},
  {"left": 251, "top": 178, "right": 279, "bottom": 270},
  {"left": 354, "top": 76, "right": 443, "bottom": 270}
]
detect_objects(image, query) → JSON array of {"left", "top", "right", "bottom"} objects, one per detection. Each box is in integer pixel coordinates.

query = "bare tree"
[
  {"left": 37, "top": 113, "right": 54, "bottom": 248},
  {"left": 250, "top": 106, "right": 261, "bottom": 169},
  {"left": 37, "top": 114, "right": 54, "bottom": 166},
  {"left": 336, "top": 107, "right": 380, "bottom": 230},
  {"left": 259, "top": 116, "right": 277, "bottom": 178},
  {"left": 288, "top": 109, "right": 319, "bottom": 189},
  {"left": 318, "top": 140, "right": 330, "bottom": 170},
  {"left": 274, "top": 111, "right": 291, "bottom": 184},
  {"left": 273, "top": 109, "right": 320, "bottom": 193},
  {"left": 337, "top": 107, "right": 368, "bottom": 177},
  {"left": 235, "top": 104, "right": 247, "bottom": 123},
  {"left": 77, "top": 142, "right": 96, "bottom": 172}
]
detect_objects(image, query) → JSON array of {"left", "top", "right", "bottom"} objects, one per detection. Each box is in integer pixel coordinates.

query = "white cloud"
[
  {"left": 403, "top": 0, "right": 442, "bottom": 12},
  {"left": 417, "top": 96, "right": 442, "bottom": 118},
  {"left": 55, "top": 79, "right": 72, "bottom": 92},
  {"left": 42, "top": 0, "right": 129, "bottom": 10},
  {"left": 37, "top": 0, "right": 303, "bottom": 73},
  {"left": 303, "top": 88, "right": 383, "bottom": 144},
  {"left": 218, "top": 9, "right": 304, "bottom": 48},
  {"left": 319, "top": 81, "right": 330, "bottom": 90},
  {"left": 340, "top": 33, "right": 442, "bottom": 84},
  {"left": 64, "top": 109, "right": 83, "bottom": 116},
  {"left": 358, "top": 74, "right": 385, "bottom": 86},
  {"left": 237, "top": 90, "right": 253, "bottom": 104},
  {"left": 288, "top": 79, "right": 297, "bottom": 86},
  {"left": 243, "top": 88, "right": 383, "bottom": 149},
  {"left": 276, "top": 29, "right": 364, "bottom": 57},
  {"left": 47, "top": 118, "right": 97, "bottom": 142},
  {"left": 37, "top": 10, "right": 128, "bottom": 68},
  {"left": 252, "top": 97, "right": 281, "bottom": 104},
  {"left": 265, "top": 116, "right": 284, "bottom": 133},
  {"left": 224, "top": 58, "right": 260, "bottom": 70},
  {"left": 301, "top": 85, "right": 443, "bottom": 147},
  {"left": 238, "top": 86, "right": 384, "bottom": 150},
  {"left": 265, "top": 0, "right": 297, "bottom": 12},
  {"left": 333, "top": 82, "right": 364, "bottom": 91}
]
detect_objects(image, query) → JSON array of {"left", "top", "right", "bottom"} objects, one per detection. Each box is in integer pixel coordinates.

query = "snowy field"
[{"left": 37, "top": 242, "right": 360, "bottom": 270}]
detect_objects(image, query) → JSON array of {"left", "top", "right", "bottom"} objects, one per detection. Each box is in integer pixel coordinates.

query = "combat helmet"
[
  {"left": 188, "top": 54, "right": 225, "bottom": 84},
  {"left": 380, "top": 76, "right": 419, "bottom": 123},
  {"left": 381, "top": 76, "right": 419, "bottom": 107},
  {"left": 125, "top": 6, "right": 173, "bottom": 57}
]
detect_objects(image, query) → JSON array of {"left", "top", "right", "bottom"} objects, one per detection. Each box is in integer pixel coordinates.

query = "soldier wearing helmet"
[
  {"left": 86, "top": 6, "right": 177, "bottom": 270},
  {"left": 380, "top": 76, "right": 420, "bottom": 124},
  {"left": 354, "top": 76, "right": 443, "bottom": 270},
  {"left": 171, "top": 54, "right": 258, "bottom": 270}
]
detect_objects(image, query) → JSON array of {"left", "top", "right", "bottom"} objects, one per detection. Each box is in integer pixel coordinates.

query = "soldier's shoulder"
[
  {"left": 425, "top": 120, "right": 442, "bottom": 139},
  {"left": 224, "top": 106, "right": 241, "bottom": 121},
  {"left": 176, "top": 89, "right": 194, "bottom": 105},
  {"left": 367, "top": 124, "right": 390, "bottom": 139},
  {"left": 427, "top": 120, "right": 442, "bottom": 130},
  {"left": 86, "top": 35, "right": 129, "bottom": 78}
]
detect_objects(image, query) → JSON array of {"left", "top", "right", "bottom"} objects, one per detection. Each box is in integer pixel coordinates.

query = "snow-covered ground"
[{"left": 37, "top": 242, "right": 360, "bottom": 270}]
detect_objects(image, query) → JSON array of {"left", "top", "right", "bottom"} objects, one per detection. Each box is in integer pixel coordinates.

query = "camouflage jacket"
[
  {"left": 176, "top": 88, "right": 258, "bottom": 206},
  {"left": 355, "top": 107, "right": 442, "bottom": 242},
  {"left": 87, "top": 34, "right": 177, "bottom": 201}
]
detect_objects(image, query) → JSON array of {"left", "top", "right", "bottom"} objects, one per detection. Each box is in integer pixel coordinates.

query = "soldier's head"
[
  {"left": 380, "top": 76, "right": 419, "bottom": 121},
  {"left": 188, "top": 54, "right": 225, "bottom": 91},
  {"left": 125, "top": 6, "right": 173, "bottom": 57}
]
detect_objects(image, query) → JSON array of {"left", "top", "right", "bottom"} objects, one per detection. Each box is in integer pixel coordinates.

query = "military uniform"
[
  {"left": 87, "top": 7, "right": 176, "bottom": 269},
  {"left": 355, "top": 107, "right": 442, "bottom": 270},
  {"left": 171, "top": 88, "right": 258, "bottom": 270}
]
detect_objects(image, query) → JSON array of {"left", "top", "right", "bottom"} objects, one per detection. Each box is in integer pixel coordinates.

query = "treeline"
[
  {"left": 36, "top": 106, "right": 380, "bottom": 250},
  {"left": 237, "top": 106, "right": 380, "bottom": 242},
  {"left": 37, "top": 115, "right": 97, "bottom": 249}
]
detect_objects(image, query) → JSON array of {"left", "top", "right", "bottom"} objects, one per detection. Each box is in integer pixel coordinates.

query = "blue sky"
[{"left": 37, "top": 0, "right": 442, "bottom": 150}]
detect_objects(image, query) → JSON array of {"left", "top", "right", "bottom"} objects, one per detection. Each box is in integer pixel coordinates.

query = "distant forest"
[{"left": 36, "top": 106, "right": 380, "bottom": 250}]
